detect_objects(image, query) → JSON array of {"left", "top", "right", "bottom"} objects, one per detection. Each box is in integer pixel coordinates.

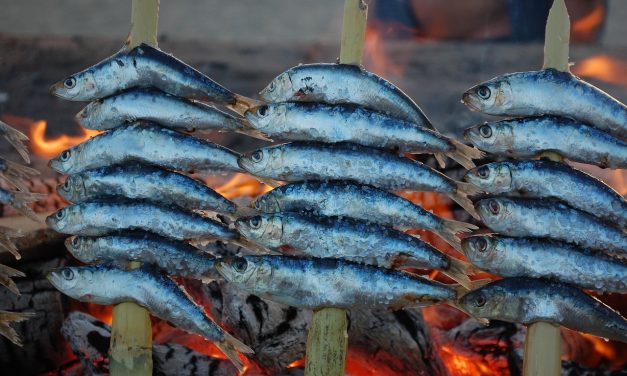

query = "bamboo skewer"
[
  {"left": 108, "top": 1, "right": 159, "bottom": 375},
  {"left": 523, "top": 1, "right": 570, "bottom": 375},
  {"left": 303, "top": 1, "right": 367, "bottom": 375}
]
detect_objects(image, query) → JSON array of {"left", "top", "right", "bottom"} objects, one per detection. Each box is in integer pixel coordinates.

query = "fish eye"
[
  {"left": 268, "top": 81, "right": 275, "bottom": 92},
  {"left": 476, "top": 85, "right": 491, "bottom": 99},
  {"left": 477, "top": 166, "right": 490, "bottom": 178},
  {"left": 64, "top": 77, "right": 76, "bottom": 89},
  {"left": 60, "top": 150, "right": 71, "bottom": 161},
  {"left": 234, "top": 258, "right": 248, "bottom": 273},
  {"left": 61, "top": 268, "right": 75, "bottom": 280},
  {"left": 476, "top": 237, "right": 488, "bottom": 252},
  {"left": 71, "top": 237, "right": 80, "bottom": 247},
  {"left": 55, "top": 209, "right": 66, "bottom": 219},
  {"left": 251, "top": 150, "right": 263, "bottom": 163},
  {"left": 488, "top": 200, "right": 500, "bottom": 215},
  {"left": 475, "top": 294, "right": 487, "bottom": 307},
  {"left": 479, "top": 125, "right": 492, "bottom": 138},
  {"left": 249, "top": 216, "right": 261, "bottom": 229},
  {"left": 254, "top": 200, "right": 261, "bottom": 209},
  {"left": 257, "top": 106, "right": 269, "bottom": 117}
]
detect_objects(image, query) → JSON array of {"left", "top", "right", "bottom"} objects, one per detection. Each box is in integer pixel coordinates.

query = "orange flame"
[
  {"left": 364, "top": 23, "right": 405, "bottom": 78},
  {"left": 572, "top": 55, "right": 627, "bottom": 87},
  {"left": 27, "top": 120, "right": 100, "bottom": 157}
]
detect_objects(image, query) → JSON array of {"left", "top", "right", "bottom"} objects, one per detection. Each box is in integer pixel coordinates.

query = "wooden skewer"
[
  {"left": 523, "top": 1, "right": 569, "bottom": 375},
  {"left": 108, "top": 1, "right": 159, "bottom": 375},
  {"left": 303, "top": 1, "right": 367, "bottom": 376}
]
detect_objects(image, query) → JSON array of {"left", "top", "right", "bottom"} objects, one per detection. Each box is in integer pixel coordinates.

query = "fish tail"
[
  {"left": 216, "top": 332, "right": 254, "bottom": 373},
  {"left": 443, "top": 258, "right": 473, "bottom": 290},
  {"left": 228, "top": 94, "right": 265, "bottom": 116},
  {"left": 0, "top": 263, "right": 25, "bottom": 295},
  {"left": 0, "top": 236, "right": 21, "bottom": 260},
  {"left": 0, "top": 310, "right": 35, "bottom": 346},
  {"left": 234, "top": 116, "right": 274, "bottom": 142},
  {"left": 438, "top": 218, "right": 478, "bottom": 253},
  {"left": 1, "top": 160, "right": 39, "bottom": 191},
  {"left": 9, "top": 191, "right": 46, "bottom": 223},
  {"left": 450, "top": 182, "right": 481, "bottom": 220},
  {"left": 434, "top": 153, "right": 447, "bottom": 169},
  {"left": 0, "top": 122, "right": 30, "bottom": 164},
  {"left": 446, "top": 140, "right": 485, "bottom": 170}
]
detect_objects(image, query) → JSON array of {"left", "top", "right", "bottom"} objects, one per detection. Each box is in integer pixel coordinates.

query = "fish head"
[
  {"left": 50, "top": 70, "right": 99, "bottom": 101},
  {"left": 48, "top": 144, "right": 84, "bottom": 174},
  {"left": 475, "top": 198, "right": 514, "bottom": 225},
  {"left": 461, "top": 235, "right": 498, "bottom": 267},
  {"left": 75, "top": 100, "right": 105, "bottom": 129},
  {"left": 457, "top": 281, "right": 506, "bottom": 324},
  {"left": 245, "top": 103, "right": 287, "bottom": 134},
  {"left": 57, "top": 174, "right": 86, "bottom": 202},
  {"left": 252, "top": 191, "right": 282, "bottom": 213},
  {"left": 259, "top": 71, "right": 292, "bottom": 102},
  {"left": 47, "top": 266, "right": 101, "bottom": 301},
  {"left": 238, "top": 146, "right": 283, "bottom": 175},
  {"left": 462, "top": 76, "right": 513, "bottom": 114},
  {"left": 64, "top": 236, "right": 97, "bottom": 263},
  {"left": 46, "top": 205, "right": 82, "bottom": 234},
  {"left": 463, "top": 122, "right": 512, "bottom": 152},
  {"left": 235, "top": 214, "right": 283, "bottom": 248},
  {"left": 464, "top": 162, "right": 512, "bottom": 193},
  {"left": 215, "top": 256, "right": 271, "bottom": 288}
]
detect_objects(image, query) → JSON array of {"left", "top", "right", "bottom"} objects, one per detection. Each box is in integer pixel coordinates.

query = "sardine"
[
  {"left": 259, "top": 63, "right": 435, "bottom": 131},
  {"left": 235, "top": 213, "right": 472, "bottom": 288},
  {"left": 244, "top": 102, "right": 482, "bottom": 169},
  {"left": 0, "top": 120, "right": 30, "bottom": 163},
  {"left": 475, "top": 197, "right": 627, "bottom": 258},
  {"left": 0, "top": 188, "right": 46, "bottom": 222},
  {"left": 465, "top": 160, "right": 627, "bottom": 228},
  {"left": 48, "top": 123, "right": 242, "bottom": 174},
  {"left": 65, "top": 234, "right": 219, "bottom": 282},
  {"left": 57, "top": 164, "right": 236, "bottom": 215},
  {"left": 46, "top": 201, "right": 238, "bottom": 241},
  {"left": 0, "top": 310, "right": 35, "bottom": 346},
  {"left": 458, "top": 277, "right": 627, "bottom": 343},
  {"left": 238, "top": 142, "right": 480, "bottom": 218},
  {"left": 462, "top": 235, "right": 627, "bottom": 293},
  {"left": 253, "top": 181, "right": 477, "bottom": 251},
  {"left": 47, "top": 265, "right": 253, "bottom": 370},
  {"left": 216, "top": 255, "right": 458, "bottom": 309},
  {"left": 75, "top": 88, "right": 256, "bottom": 136},
  {"left": 50, "top": 44, "right": 236, "bottom": 104},
  {"left": 462, "top": 69, "right": 627, "bottom": 141},
  {"left": 0, "top": 158, "right": 39, "bottom": 192},
  {"left": 463, "top": 116, "right": 627, "bottom": 169}
]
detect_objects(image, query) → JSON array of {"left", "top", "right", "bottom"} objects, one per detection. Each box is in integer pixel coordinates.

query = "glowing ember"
[{"left": 573, "top": 55, "right": 627, "bottom": 87}]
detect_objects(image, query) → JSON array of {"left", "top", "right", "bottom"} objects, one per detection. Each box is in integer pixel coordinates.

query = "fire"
[
  {"left": 572, "top": 55, "right": 627, "bottom": 87},
  {"left": 364, "top": 23, "right": 405, "bottom": 78},
  {"left": 28, "top": 120, "right": 100, "bottom": 157},
  {"left": 215, "top": 173, "right": 272, "bottom": 199},
  {"left": 440, "top": 345, "right": 496, "bottom": 376}
]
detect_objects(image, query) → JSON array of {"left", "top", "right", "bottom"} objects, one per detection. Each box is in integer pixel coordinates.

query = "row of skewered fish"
[
  {"left": 42, "top": 41, "right": 627, "bottom": 372},
  {"left": 457, "top": 69, "right": 627, "bottom": 342}
]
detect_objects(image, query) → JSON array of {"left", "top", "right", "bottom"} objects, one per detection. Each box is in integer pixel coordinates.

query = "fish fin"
[
  {"left": 470, "top": 278, "right": 493, "bottom": 290},
  {"left": 0, "top": 264, "right": 25, "bottom": 295},
  {"left": 0, "top": 227, "right": 23, "bottom": 260},
  {"left": 0, "top": 121, "right": 30, "bottom": 164},
  {"left": 450, "top": 302, "right": 491, "bottom": 326},
  {"left": 228, "top": 94, "right": 265, "bottom": 116},
  {"left": 215, "top": 332, "right": 254, "bottom": 373},
  {"left": 7, "top": 191, "right": 47, "bottom": 223},
  {"left": 446, "top": 140, "right": 485, "bottom": 170},
  {"left": 0, "top": 160, "right": 39, "bottom": 191},
  {"left": 443, "top": 258, "right": 473, "bottom": 290},
  {"left": 450, "top": 182, "right": 481, "bottom": 220},
  {"left": 0, "top": 310, "right": 35, "bottom": 346},
  {"left": 438, "top": 218, "right": 478, "bottom": 254},
  {"left": 434, "top": 153, "right": 447, "bottom": 169},
  {"left": 259, "top": 177, "right": 281, "bottom": 188}
]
